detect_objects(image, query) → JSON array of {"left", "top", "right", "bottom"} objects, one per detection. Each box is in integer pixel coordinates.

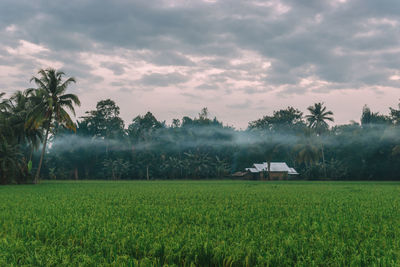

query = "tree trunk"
[
  {"left": 146, "top": 165, "right": 149, "bottom": 181},
  {"left": 74, "top": 167, "right": 79, "bottom": 180},
  {"left": 84, "top": 167, "right": 88, "bottom": 179},
  {"left": 34, "top": 125, "right": 50, "bottom": 184},
  {"left": 321, "top": 142, "right": 327, "bottom": 178},
  {"left": 29, "top": 145, "right": 34, "bottom": 162}
]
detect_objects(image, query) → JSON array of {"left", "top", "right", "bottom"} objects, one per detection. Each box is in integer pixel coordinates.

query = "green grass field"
[{"left": 0, "top": 181, "right": 399, "bottom": 266}]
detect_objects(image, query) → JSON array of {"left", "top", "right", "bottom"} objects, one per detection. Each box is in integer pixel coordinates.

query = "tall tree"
[
  {"left": 305, "top": 102, "right": 334, "bottom": 177},
  {"left": 389, "top": 100, "right": 400, "bottom": 125},
  {"left": 294, "top": 129, "right": 321, "bottom": 169},
  {"left": 9, "top": 90, "right": 42, "bottom": 161},
  {"left": 128, "top": 112, "right": 163, "bottom": 180},
  {"left": 249, "top": 106, "right": 305, "bottom": 132},
  {"left": 81, "top": 99, "right": 125, "bottom": 139},
  {"left": 28, "top": 68, "right": 80, "bottom": 184},
  {"left": 361, "top": 105, "right": 390, "bottom": 126},
  {"left": 0, "top": 140, "right": 23, "bottom": 184}
]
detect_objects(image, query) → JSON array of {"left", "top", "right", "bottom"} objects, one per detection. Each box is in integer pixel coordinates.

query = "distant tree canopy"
[
  {"left": 389, "top": 101, "right": 400, "bottom": 125},
  {"left": 1, "top": 68, "right": 400, "bottom": 184},
  {"left": 248, "top": 106, "right": 305, "bottom": 132},
  {"left": 361, "top": 105, "right": 390, "bottom": 126},
  {"left": 81, "top": 99, "right": 125, "bottom": 139}
]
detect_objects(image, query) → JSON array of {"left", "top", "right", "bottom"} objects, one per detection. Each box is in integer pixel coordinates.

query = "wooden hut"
[{"left": 245, "top": 162, "right": 298, "bottom": 180}]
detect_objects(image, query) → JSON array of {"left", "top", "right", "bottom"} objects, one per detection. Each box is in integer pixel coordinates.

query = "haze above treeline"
[{"left": 1, "top": 68, "right": 400, "bottom": 184}]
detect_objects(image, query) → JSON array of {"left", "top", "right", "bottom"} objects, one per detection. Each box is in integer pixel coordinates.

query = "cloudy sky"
[{"left": 1, "top": 0, "right": 399, "bottom": 128}]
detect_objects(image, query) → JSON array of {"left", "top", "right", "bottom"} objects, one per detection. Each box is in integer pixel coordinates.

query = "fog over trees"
[{"left": 1, "top": 69, "right": 400, "bottom": 184}]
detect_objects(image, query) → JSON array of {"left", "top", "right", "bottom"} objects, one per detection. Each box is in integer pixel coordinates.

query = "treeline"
[{"left": 1, "top": 68, "right": 400, "bottom": 184}]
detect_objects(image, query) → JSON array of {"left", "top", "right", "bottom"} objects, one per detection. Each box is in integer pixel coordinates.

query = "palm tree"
[
  {"left": 0, "top": 93, "right": 13, "bottom": 143},
  {"left": 0, "top": 139, "right": 23, "bottom": 184},
  {"left": 305, "top": 102, "right": 334, "bottom": 177},
  {"left": 294, "top": 136, "right": 320, "bottom": 168},
  {"left": 306, "top": 102, "right": 334, "bottom": 133},
  {"left": 214, "top": 156, "right": 229, "bottom": 177},
  {"left": 0, "top": 92, "right": 11, "bottom": 113},
  {"left": 28, "top": 68, "right": 80, "bottom": 184},
  {"left": 9, "top": 90, "right": 43, "bottom": 160}
]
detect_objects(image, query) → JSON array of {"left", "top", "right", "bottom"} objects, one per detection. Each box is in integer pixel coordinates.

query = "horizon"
[{"left": 2, "top": 86, "right": 397, "bottom": 130}]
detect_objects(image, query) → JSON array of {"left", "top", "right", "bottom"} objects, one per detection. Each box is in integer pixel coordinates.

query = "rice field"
[{"left": 0, "top": 180, "right": 399, "bottom": 266}]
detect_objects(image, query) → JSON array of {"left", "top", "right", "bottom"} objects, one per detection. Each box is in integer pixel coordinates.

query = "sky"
[{"left": 0, "top": 0, "right": 399, "bottom": 129}]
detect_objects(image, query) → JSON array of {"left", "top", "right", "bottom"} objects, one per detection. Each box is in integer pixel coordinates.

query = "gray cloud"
[
  {"left": 195, "top": 83, "right": 219, "bottom": 91},
  {"left": 141, "top": 51, "right": 195, "bottom": 66},
  {"left": 227, "top": 99, "right": 252, "bottom": 109},
  {"left": 100, "top": 62, "right": 126, "bottom": 75},
  {"left": 138, "top": 72, "right": 188, "bottom": 87},
  {"left": 1, "top": 0, "right": 400, "bottom": 127},
  {"left": 2, "top": 0, "right": 400, "bottom": 89}
]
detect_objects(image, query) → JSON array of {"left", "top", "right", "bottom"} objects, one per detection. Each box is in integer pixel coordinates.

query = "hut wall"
[{"left": 269, "top": 172, "right": 288, "bottom": 180}]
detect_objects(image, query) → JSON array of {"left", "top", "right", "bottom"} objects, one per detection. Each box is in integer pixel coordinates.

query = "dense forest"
[{"left": 1, "top": 68, "right": 400, "bottom": 184}]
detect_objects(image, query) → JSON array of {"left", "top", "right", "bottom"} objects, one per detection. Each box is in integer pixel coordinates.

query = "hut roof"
[
  {"left": 288, "top": 167, "right": 299, "bottom": 175},
  {"left": 245, "top": 168, "right": 259, "bottom": 173},
  {"left": 265, "top": 162, "right": 291, "bottom": 172},
  {"left": 247, "top": 162, "right": 298, "bottom": 174},
  {"left": 253, "top": 163, "right": 267, "bottom": 172}
]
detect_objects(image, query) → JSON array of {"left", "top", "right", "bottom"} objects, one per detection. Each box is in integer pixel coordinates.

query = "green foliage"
[
  {"left": 361, "top": 105, "right": 390, "bottom": 126},
  {"left": 102, "top": 158, "right": 131, "bottom": 180},
  {"left": 0, "top": 68, "right": 80, "bottom": 184},
  {"left": 249, "top": 106, "right": 305, "bottom": 132},
  {"left": 28, "top": 68, "right": 80, "bottom": 183},
  {"left": 81, "top": 99, "right": 125, "bottom": 139},
  {"left": 43, "top": 102, "right": 400, "bottom": 181},
  {"left": 306, "top": 102, "right": 334, "bottom": 133},
  {"left": 0, "top": 181, "right": 399, "bottom": 265},
  {"left": 0, "top": 140, "right": 25, "bottom": 184},
  {"left": 389, "top": 100, "right": 400, "bottom": 125},
  {"left": 2, "top": 73, "right": 400, "bottom": 183}
]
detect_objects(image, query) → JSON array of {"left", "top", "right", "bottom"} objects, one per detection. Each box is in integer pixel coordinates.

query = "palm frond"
[
  {"left": 56, "top": 77, "right": 76, "bottom": 95},
  {"left": 59, "top": 93, "right": 81, "bottom": 106},
  {"left": 59, "top": 108, "right": 76, "bottom": 132}
]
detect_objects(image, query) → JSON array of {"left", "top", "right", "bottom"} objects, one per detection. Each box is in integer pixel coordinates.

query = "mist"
[
  {"left": 51, "top": 123, "right": 399, "bottom": 152},
  {"left": 50, "top": 126, "right": 306, "bottom": 154}
]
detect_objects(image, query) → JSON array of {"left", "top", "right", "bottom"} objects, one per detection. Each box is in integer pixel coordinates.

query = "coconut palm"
[
  {"left": 305, "top": 102, "right": 334, "bottom": 177},
  {"left": 0, "top": 93, "right": 12, "bottom": 142},
  {"left": 28, "top": 68, "right": 80, "bottom": 184},
  {"left": 9, "top": 91, "right": 29, "bottom": 143},
  {"left": 9, "top": 90, "right": 43, "bottom": 154},
  {"left": 0, "top": 92, "right": 11, "bottom": 113},
  {"left": 0, "top": 139, "right": 23, "bottom": 184},
  {"left": 306, "top": 102, "right": 334, "bottom": 134},
  {"left": 294, "top": 138, "right": 320, "bottom": 168}
]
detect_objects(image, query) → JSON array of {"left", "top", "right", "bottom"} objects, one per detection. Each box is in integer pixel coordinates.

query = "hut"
[
  {"left": 243, "top": 167, "right": 261, "bottom": 180},
  {"left": 245, "top": 162, "right": 298, "bottom": 180}
]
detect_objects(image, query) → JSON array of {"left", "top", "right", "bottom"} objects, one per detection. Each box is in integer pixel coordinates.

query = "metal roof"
[
  {"left": 246, "top": 162, "right": 299, "bottom": 174},
  {"left": 245, "top": 168, "right": 259, "bottom": 173},
  {"left": 264, "top": 162, "right": 291, "bottom": 172},
  {"left": 288, "top": 167, "right": 299, "bottom": 175},
  {"left": 253, "top": 163, "right": 267, "bottom": 172}
]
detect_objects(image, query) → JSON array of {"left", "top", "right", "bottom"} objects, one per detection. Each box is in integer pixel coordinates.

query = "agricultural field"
[{"left": 0, "top": 181, "right": 399, "bottom": 266}]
